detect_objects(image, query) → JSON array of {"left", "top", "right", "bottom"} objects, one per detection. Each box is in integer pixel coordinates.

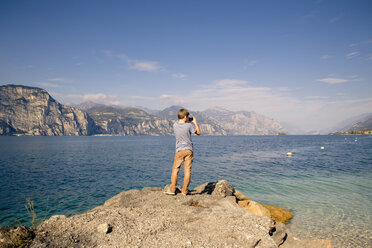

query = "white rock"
[{"left": 97, "top": 223, "right": 111, "bottom": 234}]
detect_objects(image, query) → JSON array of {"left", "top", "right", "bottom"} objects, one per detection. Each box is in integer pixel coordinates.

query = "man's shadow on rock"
[{"left": 196, "top": 182, "right": 218, "bottom": 194}]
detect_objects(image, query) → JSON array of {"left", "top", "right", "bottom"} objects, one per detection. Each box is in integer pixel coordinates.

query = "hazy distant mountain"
[
  {"left": 330, "top": 113, "right": 372, "bottom": 132},
  {"left": 74, "top": 101, "right": 107, "bottom": 111},
  {"left": 203, "top": 107, "right": 286, "bottom": 135},
  {"left": 344, "top": 114, "right": 372, "bottom": 131},
  {"left": 135, "top": 106, "right": 159, "bottom": 115},
  {"left": 154, "top": 105, "right": 183, "bottom": 120},
  {"left": 202, "top": 107, "right": 233, "bottom": 120}
]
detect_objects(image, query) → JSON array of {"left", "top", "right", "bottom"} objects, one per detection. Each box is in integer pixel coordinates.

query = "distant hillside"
[
  {"left": 85, "top": 105, "right": 173, "bottom": 136},
  {"left": 346, "top": 115, "right": 372, "bottom": 131},
  {"left": 331, "top": 113, "right": 372, "bottom": 132},
  {"left": 327, "top": 113, "right": 372, "bottom": 135}
]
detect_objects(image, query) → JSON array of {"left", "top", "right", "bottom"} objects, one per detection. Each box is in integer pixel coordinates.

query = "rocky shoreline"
[{"left": 0, "top": 180, "right": 331, "bottom": 248}]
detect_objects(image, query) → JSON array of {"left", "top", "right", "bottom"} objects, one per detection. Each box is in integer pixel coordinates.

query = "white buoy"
[
  {"left": 321, "top": 146, "right": 325, "bottom": 150},
  {"left": 286, "top": 152, "right": 293, "bottom": 157}
]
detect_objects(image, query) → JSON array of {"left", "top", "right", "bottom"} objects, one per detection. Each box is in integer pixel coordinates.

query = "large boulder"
[
  {"left": 193, "top": 180, "right": 234, "bottom": 197},
  {"left": 234, "top": 191, "right": 293, "bottom": 223},
  {"left": 234, "top": 189, "right": 249, "bottom": 201},
  {"left": 264, "top": 205, "right": 293, "bottom": 223},
  {"left": 238, "top": 200, "right": 272, "bottom": 218}
]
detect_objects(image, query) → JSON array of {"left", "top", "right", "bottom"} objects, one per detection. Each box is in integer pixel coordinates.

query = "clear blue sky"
[{"left": 0, "top": 0, "right": 371, "bottom": 131}]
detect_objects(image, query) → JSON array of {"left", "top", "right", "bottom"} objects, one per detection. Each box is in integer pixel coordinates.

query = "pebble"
[{"left": 97, "top": 223, "right": 112, "bottom": 234}]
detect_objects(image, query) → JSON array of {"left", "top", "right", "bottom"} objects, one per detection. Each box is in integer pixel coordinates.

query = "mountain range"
[
  {"left": 0, "top": 85, "right": 287, "bottom": 136},
  {"left": 77, "top": 103, "right": 286, "bottom": 136}
]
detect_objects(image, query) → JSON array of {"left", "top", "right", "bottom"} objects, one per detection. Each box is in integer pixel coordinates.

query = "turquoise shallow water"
[{"left": 0, "top": 135, "right": 371, "bottom": 247}]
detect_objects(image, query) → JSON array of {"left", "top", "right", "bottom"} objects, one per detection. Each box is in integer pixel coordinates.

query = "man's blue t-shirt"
[{"left": 173, "top": 122, "right": 196, "bottom": 153}]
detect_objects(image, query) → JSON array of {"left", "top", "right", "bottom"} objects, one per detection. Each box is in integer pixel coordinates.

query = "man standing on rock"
[{"left": 165, "top": 108, "right": 201, "bottom": 195}]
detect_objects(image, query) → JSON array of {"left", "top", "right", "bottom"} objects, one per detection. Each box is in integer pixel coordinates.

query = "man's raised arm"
[{"left": 192, "top": 117, "right": 201, "bottom": 135}]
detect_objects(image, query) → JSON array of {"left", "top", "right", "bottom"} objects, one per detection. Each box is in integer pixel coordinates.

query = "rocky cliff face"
[
  {"left": 86, "top": 106, "right": 174, "bottom": 136},
  {"left": 0, "top": 85, "right": 96, "bottom": 136},
  {"left": 105, "top": 119, "right": 173, "bottom": 136}
]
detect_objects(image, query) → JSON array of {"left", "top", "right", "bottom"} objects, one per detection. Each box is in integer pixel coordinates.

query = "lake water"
[{"left": 0, "top": 135, "right": 371, "bottom": 247}]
